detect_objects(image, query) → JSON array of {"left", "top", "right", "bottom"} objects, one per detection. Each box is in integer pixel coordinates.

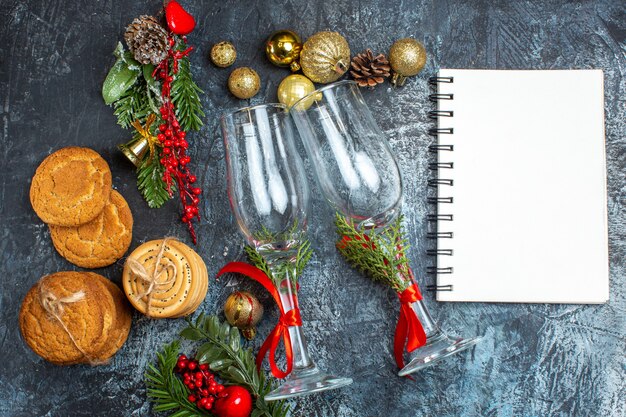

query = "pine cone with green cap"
[
  {"left": 350, "top": 49, "right": 391, "bottom": 87},
  {"left": 124, "top": 15, "right": 169, "bottom": 65}
]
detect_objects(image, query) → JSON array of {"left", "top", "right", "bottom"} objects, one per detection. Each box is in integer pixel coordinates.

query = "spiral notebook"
[{"left": 428, "top": 69, "right": 609, "bottom": 303}]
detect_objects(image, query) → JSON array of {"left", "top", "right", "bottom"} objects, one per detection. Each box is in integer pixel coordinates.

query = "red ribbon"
[
  {"left": 217, "top": 262, "right": 301, "bottom": 379},
  {"left": 394, "top": 283, "right": 427, "bottom": 370}
]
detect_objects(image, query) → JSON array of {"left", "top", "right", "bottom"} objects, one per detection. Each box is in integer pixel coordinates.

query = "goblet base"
[
  {"left": 264, "top": 365, "right": 353, "bottom": 401},
  {"left": 397, "top": 331, "right": 483, "bottom": 377}
]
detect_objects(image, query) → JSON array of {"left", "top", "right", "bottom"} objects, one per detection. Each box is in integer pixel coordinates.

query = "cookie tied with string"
[
  {"left": 19, "top": 271, "right": 132, "bottom": 365},
  {"left": 122, "top": 239, "right": 208, "bottom": 318}
]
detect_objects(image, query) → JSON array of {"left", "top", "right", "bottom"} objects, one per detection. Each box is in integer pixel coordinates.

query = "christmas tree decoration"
[
  {"left": 210, "top": 41, "right": 237, "bottom": 68},
  {"left": 389, "top": 38, "right": 427, "bottom": 86},
  {"left": 228, "top": 67, "right": 261, "bottom": 99},
  {"left": 145, "top": 316, "right": 290, "bottom": 417},
  {"left": 103, "top": 5, "right": 205, "bottom": 242},
  {"left": 276, "top": 74, "right": 317, "bottom": 109},
  {"left": 165, "top": 0, "right": 196, "bottom": 35},
  {"left": 213, "top": 386, "right": 253, "bottom": 417},
  {"left": 124, "top": 15, "right": 170, "bottom": 65},
  {"left": 300, "top": 31, "right": 350, "bottom": 83},
  {"left": 350, "top": 49, "right": 391, "bottom": 88},
  {"left": 265, "top": 30, "right": 302, "bottom": 72},
  {"left": 224, "top": 291, "right": 264, "bottom": 340}
]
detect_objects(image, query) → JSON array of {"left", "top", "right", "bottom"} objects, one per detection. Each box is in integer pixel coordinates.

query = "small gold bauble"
[
  {"left": 265, "top": 30, "right": 302, "bottom": 72},
  {"left": 224, "top": 291, "right": 264, "bottom": 340},
  {"left": 277, "top": 74, "right": 317, "bottom": 109},
  {"left": 228, "top": 67, "right": 261, "bottom": 99},
  {"left": 210, "top": 41, "right": 237, "bottom": 68},
  {"left": 300, "top": 31, "right": 351, "bottom": 84},
  {"left": 389, "top": 38, "right": 427, "bottom": 86}
]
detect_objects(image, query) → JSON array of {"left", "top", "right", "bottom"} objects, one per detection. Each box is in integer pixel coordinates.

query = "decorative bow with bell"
[{"left": 130, "top": 113, "right": 161, "bottom": 165}]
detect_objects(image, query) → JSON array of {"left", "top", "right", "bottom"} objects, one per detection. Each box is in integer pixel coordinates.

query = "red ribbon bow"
[
  {"left": 217, "top": 262, "right": 301, "bottom": 379},
  {"left": 394, "top": 283, "right": 427, "bottom": 370}
]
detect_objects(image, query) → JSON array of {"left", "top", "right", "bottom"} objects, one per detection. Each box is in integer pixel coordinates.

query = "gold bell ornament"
[
  {"left": 389, "top": 38, "right": 427, "bottom": 86},
  {"left": 224, "top": 291, "right": 264, "bottom": 340},
  {"left": 277, "top": 74, "right": 320, "bottom": 110},
  {"left": 265, "top": 30, "right": 302, "bottom": 72},
  {"left": 300, "top": 31, "right": 350, "bottom": 84},
  {"left": 118, "top": 114, "right": 161, "bottom": 167}
]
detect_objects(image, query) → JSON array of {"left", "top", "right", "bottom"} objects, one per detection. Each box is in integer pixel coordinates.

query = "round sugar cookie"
[
  {"left": 30, "top": 147, "right": 112, "bottom": 226},
  {"left": 49, "top": 190, "right": 133, "bottom": 268},
  {"left": 19, "top": 271, "right": 106, "bottom": 365}
]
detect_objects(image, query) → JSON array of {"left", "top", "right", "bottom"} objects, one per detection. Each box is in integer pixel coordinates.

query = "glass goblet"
[
  {"left": 290, "top": 81, "right": 482, "bottom": 376},
  {"left": 221, "top": 103, "right": 352, "bottom": 400}
]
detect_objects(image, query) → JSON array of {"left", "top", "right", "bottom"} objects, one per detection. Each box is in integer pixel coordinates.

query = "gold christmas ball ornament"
[
  {"left": 265, "top": 30, "right": 302, "bottom": 72},
  {"left": 277, "top": 74, "right": 319, "bottom": 110},
  {"left": 389, "top": 38, "right": 427, "bottom": 86},
  {"left": 300, "top": 31, "right": 351, "bottom": 84},
  {"left": 228, "top": 67, "right": 261, "bottom": 99},
  {"left": 224, "top": 291, "right": 264, "bottom": 340},
  {"left": 210, "top": 41, "right": 237, "bottom": 68}
]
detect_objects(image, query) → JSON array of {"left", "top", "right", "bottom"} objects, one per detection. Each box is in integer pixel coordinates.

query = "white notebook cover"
[{"left": 433, "top": 69, "right": 609, "bottom": 303}]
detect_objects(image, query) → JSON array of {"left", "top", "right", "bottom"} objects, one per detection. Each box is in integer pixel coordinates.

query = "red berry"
[
  {"left": 163, "top": 148, "right": 171, "bottom": 155},
  {"left": 199, "top": 364, "right": 208, "bottom": 371},
  {"left": 198, "top": 398, "right": 208, "bottom": 408},
  {"left": 192, "top": 187, "right": 202, "bottom": 195},
  {"left": 188, "top": 361, "right": 197, "bottom": 371},
  {"left": 157, "top": 133, "right": 166, "bottom": 142},
  {"left": 205, "top": 402, "right": 213, "bottom": 410},
  {"left": 181, "top": 216, "right": 189, "bottom": 223},
  {"left": 170, "top": 159, "right": 178, "bottom": 167},
  {"left": 216, "top": 385, "right": 224, "bottom": 393},
  {"left": 159, "top": 124, "right": 167, "bottom": 132},
  {"left": 165, "top": 129, "right": 173, "bottom": 137},
  {"left": 180, "top": 140, "right": 189, "bottom": 149},
  {"left": 188, "top": 394, "right": 196, "bottom": 403},
  {"left": 200, "top": 389, "right": 209, "bottom": 397},
  {"left": 192, "top": 197, "right": 199, "bottom": 205},
  {"left": 163, "top": 140, "right": 172, "bottom": 147},
  {"left": 179, "top": 131, "right": 186, "bottom": 139},
  {"left": 169, "top": 38, "right": 175, "bottom": 47},
  {"left": 178, "top": 359, "right": 188, "bottom": 369},
  {"left": 172, "top": 120, "right": 180, "bottom": 129}
]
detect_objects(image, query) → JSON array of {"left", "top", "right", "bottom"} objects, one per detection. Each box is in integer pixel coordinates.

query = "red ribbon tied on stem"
[
  {"left": 217, "top": 262, "right": 301, "bottom": 379},
  {"left": 394, "top": 283, "right": 427, "bottom": 370}
]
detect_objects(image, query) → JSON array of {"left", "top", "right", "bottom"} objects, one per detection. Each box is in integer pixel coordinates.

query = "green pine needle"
[
  {"left": 334, "top": 213, "right": 412, "bottom": 293},
  {"left": 171, "top": 49, "right": 204, "bottom": 132},
  {"left": 112, "top": 78, "right": 153, "bottom": 129},
  {"left": 137, "top": 151, "right": 174, "bottom": 208},
  {"left": 244, "top": 239, "right": 313, "bottom": 288}
]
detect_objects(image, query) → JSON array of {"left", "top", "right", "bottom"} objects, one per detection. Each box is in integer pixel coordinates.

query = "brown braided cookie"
[
  {"left": 49, "top": 190, "right": 133, "bottom": 268},
  {"left": 30, "top": 147, "right": 112, "bottom": 226}
]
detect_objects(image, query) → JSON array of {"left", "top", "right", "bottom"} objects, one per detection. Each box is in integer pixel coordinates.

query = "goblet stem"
[{"left": 262, "top": 252, "right": 353, "bottom": 401}]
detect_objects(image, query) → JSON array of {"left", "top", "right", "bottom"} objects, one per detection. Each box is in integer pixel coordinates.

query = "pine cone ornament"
[
  {"left": 350, "top": 49, "right": 391, "bottom": 87},
  {"left": 124, "top": 15, "right": 169, "bottom": 65}
]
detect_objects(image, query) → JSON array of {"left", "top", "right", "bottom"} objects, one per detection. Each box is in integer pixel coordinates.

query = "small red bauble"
[
  {"left": 213, "top": 386, "right": 253, "bottom": 417},
  {"left": 165, "top": 1, "right": 196, "bottom": 35}
]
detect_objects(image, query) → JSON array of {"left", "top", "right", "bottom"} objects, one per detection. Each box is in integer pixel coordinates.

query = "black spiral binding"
[{"left": 426, "top": 75, "right": 455, "bottom": 292}]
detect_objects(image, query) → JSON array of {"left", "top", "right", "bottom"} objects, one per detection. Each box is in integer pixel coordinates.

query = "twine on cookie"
[
  {"left": 125, "top": 238, "right": 177, "bottom": 317},
  {"left": 38, "top": 285, "right": 107, "bottom": 366}
]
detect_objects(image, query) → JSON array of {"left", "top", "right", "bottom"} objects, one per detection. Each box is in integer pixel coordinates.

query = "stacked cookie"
[
  {"left": 30, "top": 147, "right": 133, "bottom": 268},
  {"left": 123, "top": 239, "right": 208, "bottom": 318},
  {"left": 19, "top": 271, "right": 132, "bottom": 365}
]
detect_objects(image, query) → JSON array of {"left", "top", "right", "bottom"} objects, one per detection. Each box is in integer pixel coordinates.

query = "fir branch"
[
  {"left": 334, "top": 213, "right": 412, "bottom": 292},
  {"left": 243, "top": 238, "right": 313, "bottom": 287},
  {"left": 112, "top": 78, "right": 153, "bottom": 129},
  {"left": 137, "top": 150, "right": 175, "bottom": 208},
  {"left": 171, "top": 50, "right": 204, "bottom": 132},
  {"left": 181, "top": 315, "right": 290, "bottom": 417},
  {"left": 145, "top": 340, "right": 211, "bottom": 417}
]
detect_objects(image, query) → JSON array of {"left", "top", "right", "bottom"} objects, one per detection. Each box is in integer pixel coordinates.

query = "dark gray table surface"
[{"left": 1, "top": 1, "right": 624, "bottom": 416}]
